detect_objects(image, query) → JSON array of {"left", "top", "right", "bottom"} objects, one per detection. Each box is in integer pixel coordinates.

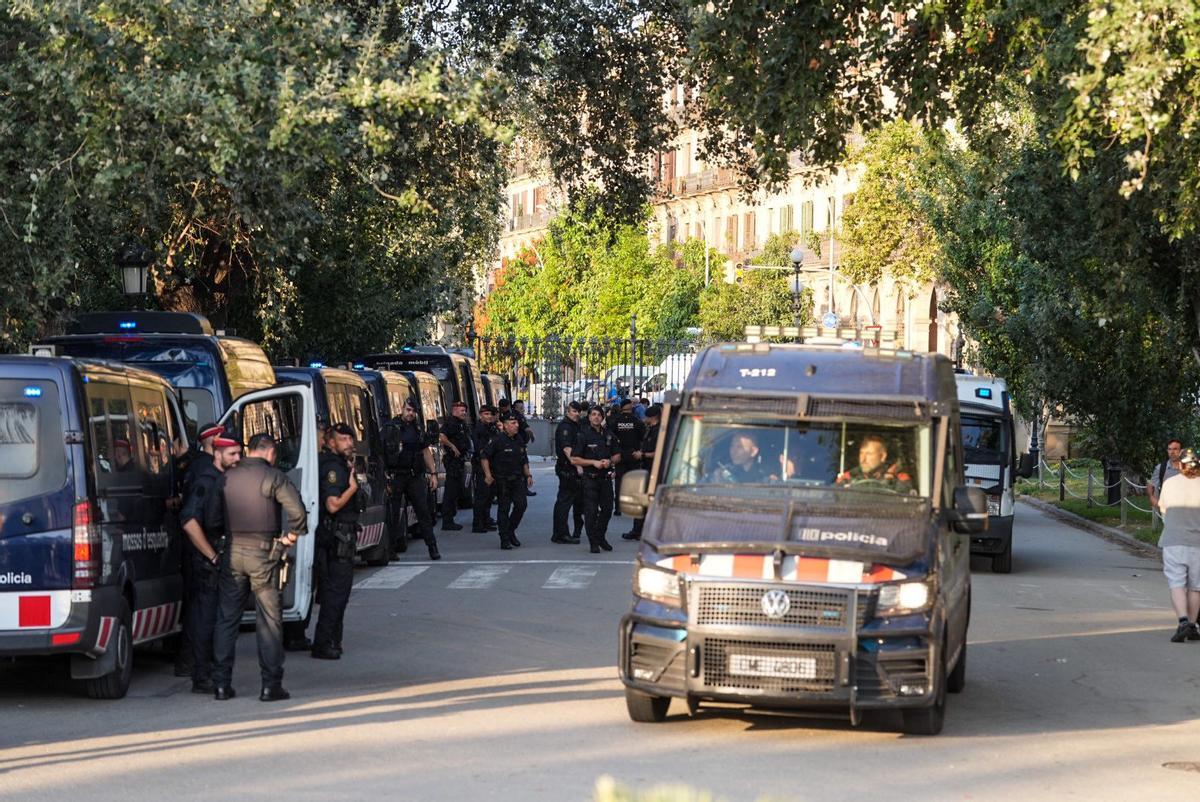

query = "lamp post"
[
  {"left": 789, "top": 247, "right": 806, "bottom": 328},
  {"left": 116, "top": 241, "right": 152, "bottom": 304}
]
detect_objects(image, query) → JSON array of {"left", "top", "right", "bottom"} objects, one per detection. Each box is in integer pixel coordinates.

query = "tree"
[{"left": 696, "top": 231, "right": 803, "bottom": 341}]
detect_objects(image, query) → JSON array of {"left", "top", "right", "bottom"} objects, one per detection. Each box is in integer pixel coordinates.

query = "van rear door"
[
  {"left": 219, "top": 385, "right": 318, "bottom": 623},
  {"left": 0, "top": 366, "right": 76, "bottom": 630}
]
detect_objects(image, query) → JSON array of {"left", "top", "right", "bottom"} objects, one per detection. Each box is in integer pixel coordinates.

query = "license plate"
[
  {"left": 728, "top": 654, "right": 816, "bottom": 679},
  {"left": 987, "top": 499, "right": 1001, "bottom": 516}
]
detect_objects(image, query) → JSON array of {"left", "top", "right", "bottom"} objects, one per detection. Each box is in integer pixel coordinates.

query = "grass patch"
[{"left": 1017, "top": 464, "right": 1159, "bottom": 546}]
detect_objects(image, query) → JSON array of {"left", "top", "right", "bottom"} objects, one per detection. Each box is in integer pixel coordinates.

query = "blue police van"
[{"left": 0, "top": 356, "right": 188, "bottom": 698}]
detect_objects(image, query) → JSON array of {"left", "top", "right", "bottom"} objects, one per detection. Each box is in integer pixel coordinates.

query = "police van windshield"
[
  {"left": 664, "top": 416, "right": 930, "bottom": 498},
  {"left": 961, "top": 413, "right": 1007, "bottom": 466},
  {"left": 0, "top": 379, "right": 68, "bottom": 505}
]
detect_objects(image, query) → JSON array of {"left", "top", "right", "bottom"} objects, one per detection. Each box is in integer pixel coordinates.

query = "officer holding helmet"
[
  {"left": 312, "top": 423, "right": 361, "bottom": 660},
  {"left": 572, "top": 405, "right": 620, "bottom": 553},
  {"left": 481, "top": 413, "right": 533, "bottom": 550},
  {"left": 384, "top": 399, "right": 441, "bottom": 560}
]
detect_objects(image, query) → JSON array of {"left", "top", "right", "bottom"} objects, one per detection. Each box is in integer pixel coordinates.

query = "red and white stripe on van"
[
  {"left": 131, "top": 602, "right": 181, "bottom": 644},
  {"left": 655, "top": 554, "right": 910, "bottom": 584}
]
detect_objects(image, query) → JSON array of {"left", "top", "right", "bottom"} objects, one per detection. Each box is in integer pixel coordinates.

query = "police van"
[
  {"left": 0, "top": 356, "right": 189, "bottom": 698},
  {"left": 273, "top": 366, "right": 390, "bottom": 565},
  {"left": 482, "top": 372, "right": 511, "bottom": 408},
  {"left": 954, "top": 374, "right": 1033, "bottom": 573},
  {"left": 38, "top": 312, "right": 276, "bottom": 438},
  {"left": 361, "top": 347, "right": 486, "bottom": 426},
  {"left": 617, "top": 343, "right": 986, "bottom": 735}
]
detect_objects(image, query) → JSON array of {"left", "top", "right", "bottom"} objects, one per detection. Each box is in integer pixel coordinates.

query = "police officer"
[
  {"left": 471, "top": 404, "right": 500, "bottom": 533},
  {"left": 311, "top": 423, "right": 360, "bottom": 660},
  {"left": 481, "top": 413, "right": 532, "bottom": 549},
  {"left": 622, "top": 404, "right": 661, "bottom": 541},
  {"left": 552, "top": 401, "right": 585, "bottom": 544},
  {"left": 610, "top": 398, "right": 645, "bottom": 518},
  {"left": 179, "top": 434, "right": 242, "bottom": 693},
  {"left": 835, "top": 434, "right": 914, "bottom": 493},
  {"left": 383, "top": 400, "right": 441, "bottom": 560},
  {"left": 439, "top": 401, "right": 472, "bottom": 531},
  {"left": 572, "top": 406, "right": 621, "bottom": 553},
  {"left": 205, "top": 434, "right": 308, "bottom": 702}
]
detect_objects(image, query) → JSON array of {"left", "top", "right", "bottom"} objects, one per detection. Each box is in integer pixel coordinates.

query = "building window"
[
  {"left": 743, "top": 212, "right": 756, "bottom": 251},
  {"left": 826, "top": 195, "right": 836, "bottom": 228},
  {"left": 780, "top": 205, "right": 794, "bottom": 233},
  {"left": 725, "top": 215, "right": 738, "bottom": 252},
  {"left": 801, "top": 201, "right": 814, "bottom": 236}
]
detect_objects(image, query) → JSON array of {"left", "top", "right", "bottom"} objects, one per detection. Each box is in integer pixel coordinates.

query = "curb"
[{"left": 1018, "top": 495, "right": 1161, "bottom": 560}]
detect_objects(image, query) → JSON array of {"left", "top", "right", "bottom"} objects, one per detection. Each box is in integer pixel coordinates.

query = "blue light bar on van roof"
[
  {"left": 975, "top": 387, "right": 993, "bottom": 399},
  {"left": 23, "top": 386, "right": 42, "bottom": 397},
  {"left": 118, "top": 321, "right": 137, "bottom": 330},
  {"left": 309, "top": 361, "right": 324, "bottom": 369},
  {"left": 353, "top": 363, "right": 365, "bottom": 370}
]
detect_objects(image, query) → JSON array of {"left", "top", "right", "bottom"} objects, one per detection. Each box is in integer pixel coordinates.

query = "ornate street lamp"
[
  {"left": 116, "top": 241, "right": 152, "bottom": 299},
  {"left": 789, "top": 247, "right": 806, "bottom": 327}
]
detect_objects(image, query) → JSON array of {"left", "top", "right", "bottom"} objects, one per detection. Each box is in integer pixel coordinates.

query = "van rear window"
[{"left": 0, "top": 380, "right": 67, "bottom": 504}]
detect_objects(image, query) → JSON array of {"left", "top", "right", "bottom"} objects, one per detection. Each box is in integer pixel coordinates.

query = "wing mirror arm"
[{"left": 952, "top": 485, "right": 989, "bottom": 534}]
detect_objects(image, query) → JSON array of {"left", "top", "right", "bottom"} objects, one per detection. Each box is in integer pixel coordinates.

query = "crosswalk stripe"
[
  {"left": 355, "top": 566, "right": 429, "bottom": 590},
  {"left": 542, "top": 566, "right": 598, "bottom": 590},
  {"left": 448, "top": 566, "right": 511, "bottom": 590}
]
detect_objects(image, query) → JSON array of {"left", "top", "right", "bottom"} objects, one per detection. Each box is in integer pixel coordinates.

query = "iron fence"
[{"left": 468, "top": 333, "right": 700, "bottom": 418}]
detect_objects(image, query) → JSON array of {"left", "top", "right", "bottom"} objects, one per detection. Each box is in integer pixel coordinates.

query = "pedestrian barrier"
[{"left": 1017, "top": 456, "right": 1159, "bottom": 532}]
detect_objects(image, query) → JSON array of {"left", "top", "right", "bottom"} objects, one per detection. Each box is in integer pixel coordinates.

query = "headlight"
[
  {"left": 987, "top": 497, "right": 1001, "bottom": 516},
  {"left": 876, "top": 581, "right": 932, "bottom": 614},
  {"left": 634, "top": 566, "right": 683, "bottom": 607}
]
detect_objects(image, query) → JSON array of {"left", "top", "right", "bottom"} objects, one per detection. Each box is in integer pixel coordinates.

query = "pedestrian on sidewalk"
[
  {"left": 1156, "top": 448, "right": 1200, "bottom": 642},
  {"left": 1147, "top": 437, "right": 1184, "bottom": 512}
]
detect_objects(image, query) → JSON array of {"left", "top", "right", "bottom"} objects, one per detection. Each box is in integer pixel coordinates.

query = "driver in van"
[
  {"left": 836, "top": 434, "right": 914, "bottom": 493},
  {"left": 706, "top": 431, "right": 769, "bottom": 483}
]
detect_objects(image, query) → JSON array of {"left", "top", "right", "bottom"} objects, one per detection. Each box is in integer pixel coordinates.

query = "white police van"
[{"left": 954, "top": 374, "right": 1033, "bottom": 573}]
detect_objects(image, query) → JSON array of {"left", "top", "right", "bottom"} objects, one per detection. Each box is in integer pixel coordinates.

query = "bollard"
[
  {"left": 1120, "top": 470, "right": 1128, "bottom": 528},
  {"left": 1059, "top": 457, "right": 1066, "bottom": 502}
]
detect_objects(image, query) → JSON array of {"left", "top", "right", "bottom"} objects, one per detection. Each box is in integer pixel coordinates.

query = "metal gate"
[{"left": 468, "top": 333, "right": 699, "bottom": 418}]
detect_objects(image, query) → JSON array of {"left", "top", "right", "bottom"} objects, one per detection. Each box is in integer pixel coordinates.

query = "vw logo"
[{"left": 760, "top": 589, "right": 791, "bottom": 619}]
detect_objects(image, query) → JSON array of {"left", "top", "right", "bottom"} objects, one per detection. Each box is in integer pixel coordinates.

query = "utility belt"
[
  {"left": 319, "top": 517, "right": 360, "bottom": 559},
  {"left": 583, "top": 470, "right": 614, "bottom": 480},
  {"left": 229, "top": 532, "right": 277, "bottom": 547},
  {"left": 390, "top": 466, "right": 425, "bottom": 479}
]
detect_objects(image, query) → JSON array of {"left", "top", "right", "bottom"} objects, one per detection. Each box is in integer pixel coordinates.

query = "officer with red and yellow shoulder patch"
[{"left": 836, "top": 434, "right": 914, "bottom": 494}]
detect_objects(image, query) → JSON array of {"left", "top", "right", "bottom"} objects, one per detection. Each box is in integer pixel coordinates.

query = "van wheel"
[
  {"left": 947, "top": 639, "right": 967, "bottom": 693},
  {"left": 365, "top": 533, "right": 391, "bottom": 567},
  {"left": 901, "top": 644, "right": 946, "bottom": 736},
  {"left": 625, "top": 687, "right": 670, "bottom": 723},
  {"left": 85, "top": 601, "right": 133, "bottom": 700},
  {"left": 991, "top": 543, "right": 1012, "bottom": 574}
]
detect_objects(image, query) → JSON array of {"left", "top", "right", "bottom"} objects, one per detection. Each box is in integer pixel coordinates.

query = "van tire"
[
  {"left": 901, "top": 642, "right": 946, "bottom": 736},
  {"left": 625, "top": 687, "right": 670, "bottom": 723},
  {"left": 991, "top": 543, "right": 1012, "bottom": 574},
  {"left": 85, "top": 601, "right": 133, "bottom": 700},
  {"left": 365, "top": 532, "right": 391, "bottom": 567},
  {"left": 947, "top": 639, "right": 966, "bottom": 693}
]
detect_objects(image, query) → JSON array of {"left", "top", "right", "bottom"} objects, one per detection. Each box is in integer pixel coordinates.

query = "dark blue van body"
[{"left": 0, "top": 356, "right": 186, "bottom": 698}]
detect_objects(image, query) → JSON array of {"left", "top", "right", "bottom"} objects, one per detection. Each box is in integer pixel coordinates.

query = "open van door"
[{"left": 218, "top": 384, "right": 318, "bottom": 624}]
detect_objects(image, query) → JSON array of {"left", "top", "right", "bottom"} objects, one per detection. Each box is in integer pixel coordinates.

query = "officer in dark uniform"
[
  {"left": 511, "top": 399, "right": 536, "bottom": 496},
  {"left": 383, "top": 400, "right": 441, "bottom": 560},
  {"left": 835, "top": 434, "right": 914, "bottom": 493},
  {"left": 310, "top": 423, "right": 360, "bottom": 660},
  {"left": 622, "top": 404, "right": 661, "bottom": 541},
  {"left": 471, "top": 404, "right": 500, "bottom": 533},
  {"left": 439, "top": 401, "right": 472, "bottom": 531},
  {"left": 610, "top": 398, "right": 645, "bottom": 518},
  {"left": 552, "top": 401, "right": 585, "bottom": 544},
  {"left": 179, "top": 434, "right": 241, "bottom": 693},
  {"left": 572, "top": 405, "right": 621, "bottom": 553},
  {"left": 481, "top": 413, "right": 532, "bottom": 549},
  {"left": 205, "top": 433, "right": 308, "bottom": 702}
]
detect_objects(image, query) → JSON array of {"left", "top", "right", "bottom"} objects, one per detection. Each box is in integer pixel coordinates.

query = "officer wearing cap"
[
  {"left": 623, "top": 404, "right": 661, "bottom": 541},
  {"left": 174, "top": 421, "right": 226, "bottom": 678},
  {"left": 439, "top": 401, "right": 472, "bottom": 531},
  {"left": 311, "top": 423, "right": 361, "bottom": 660},
  {"left": 610, "top": 398, "right": 645, "bottom": 518},
  {"left": 205, "top": 433, "right": 307, "bottom": 702},
  {"left": 383, "top": 399, "right": 440, "bottom": 560},
  {"left": 572, "top": 405, "right": 621, "bottom": 553},
  {"left": 471, "top": 404, "right": 500, "bottom": 533},
  {"left": 552, "top": 401, "right": 586, "bottom": 544},
  {"left": 179, "top": 433, "right": 242, "bottom": 692},
  {"left": 481, "top": 413, "right": 532, "bottom": 549}
]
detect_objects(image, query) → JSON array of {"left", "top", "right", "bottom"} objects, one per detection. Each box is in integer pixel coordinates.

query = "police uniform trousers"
[
  {"left": 392, "top": 472, "right": 438, "bottom": 555},
  {"left": 553, "top": 465, "right": 584, "bottom": 539},
  {"left": 494, "top": 475, "right": 528, "bottom": 546},
  {"left": 581, "top": 472, "right": 614, "bottom": 546},
  {"left": 212, "top": 538, "right": 285, "bottom": 687},
  {"left": 312, "top": 525, "right": 355, "bottom": 651},
  {"left": 175, "top": 541, "right": 196, "bottom": 674},
  {"left": 187, "top": 549, "right": 220, "bottom": 683},
  {"left": 441, "top": 457, "right": 466, "bottom": 525},
  {"left": 472, "top": 463, "right": 496, "bottom": 529}
]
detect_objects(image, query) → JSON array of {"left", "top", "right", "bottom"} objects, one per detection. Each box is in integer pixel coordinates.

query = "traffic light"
[{"left": 723, "top": 263, "right": 744, "bottom": 284}]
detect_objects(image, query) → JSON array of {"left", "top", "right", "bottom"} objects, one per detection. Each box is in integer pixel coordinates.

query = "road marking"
[
  {"left": 391, "top": 559, "right": 632, "bottom": 566},
  {"left": 448, "top": 566, "right": 512, "bottom": 589},
  {"left": 543, "top": 566, "right": 598, "bottom": 590},
  {"left": 355, "top": 566, "right": 429, "bottom": 590}
]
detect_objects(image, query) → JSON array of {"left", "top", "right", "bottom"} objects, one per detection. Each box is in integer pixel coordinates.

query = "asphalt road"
[{"left": 2, "top": 463, "right": 1198, "bottom": 801}]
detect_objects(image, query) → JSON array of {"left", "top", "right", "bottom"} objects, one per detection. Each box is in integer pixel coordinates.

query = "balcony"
[{"left": 507, "top": 208, "right": 551, "bottom": 233}]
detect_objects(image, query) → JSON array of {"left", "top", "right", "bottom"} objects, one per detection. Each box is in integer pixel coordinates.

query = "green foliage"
[
  {"left": 839, "top": 121, "right": 943, "bottom": 287},
  {"left": 697, "top": 231, "right": 803, "bottom": 341}
]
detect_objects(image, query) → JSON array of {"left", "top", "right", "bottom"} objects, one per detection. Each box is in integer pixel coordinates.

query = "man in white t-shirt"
[{"left": 1157, "top": 448, "right": 1200, "bottom": 642}]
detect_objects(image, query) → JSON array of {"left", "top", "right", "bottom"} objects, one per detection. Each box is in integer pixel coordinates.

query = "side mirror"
[
  {"left": 952, "top": 485, "right": 989, "bottom": 534},
  {"left": 619, "top": 469, "right": 651, "bottom": 518},
  {"left": 1016, "top": 452, "right": 1035, "bottom": 479}
]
